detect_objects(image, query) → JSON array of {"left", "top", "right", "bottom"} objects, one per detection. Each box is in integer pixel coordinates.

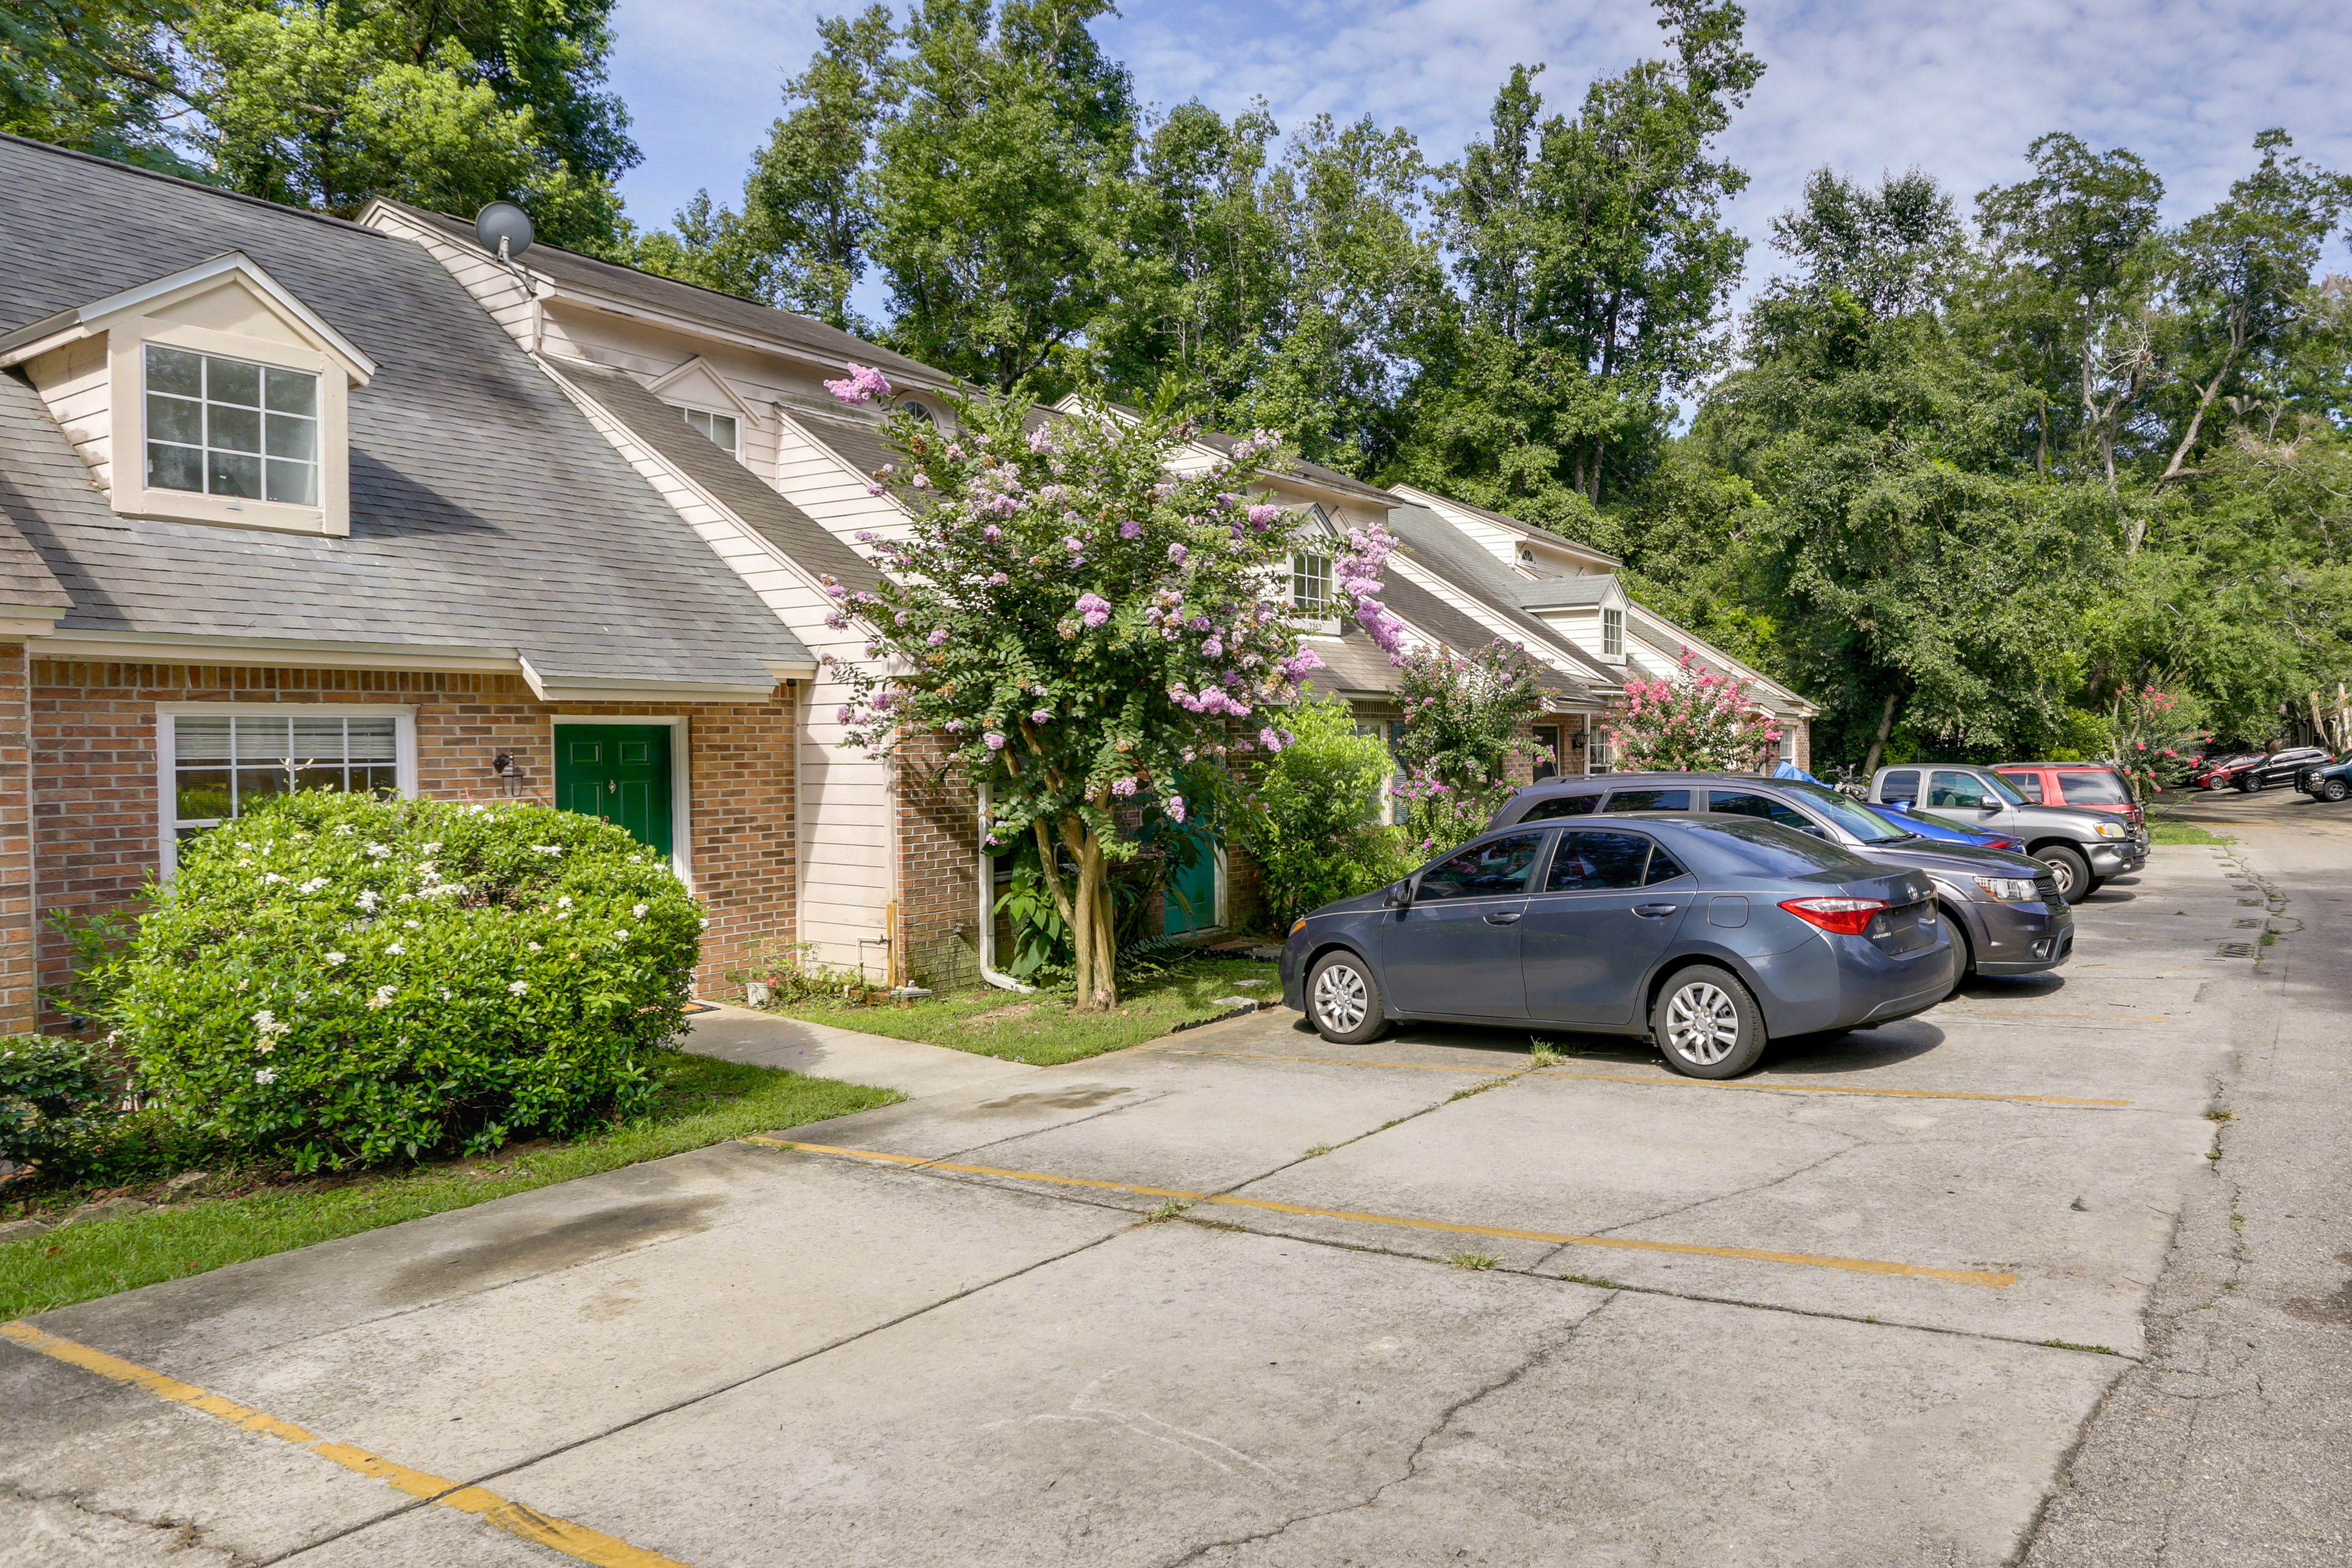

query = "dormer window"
[
  {"left": 900, "top": 401, "right": 935, "bottom": 427},
  {"left": 1291, "top": 551, "right": 1332, "bottom": 612},
  {"left": 1602, "top": 607, "right": 1624, "bottom": 659},
  {"left": 680, "top": 406, "right": 737, "bottom": 454},
  {"left": 145, "top": 345, "right": 319, "bottom": 506}
]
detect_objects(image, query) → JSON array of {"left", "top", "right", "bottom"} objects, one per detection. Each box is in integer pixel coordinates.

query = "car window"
[
  {"left": 1417, "top": 832, "right": 1544, "bottom": 901},
  {"left": 1766, "top": 780, "right": 1918, "bottom": 843},
  {"left": 1646, "top": 843, "right": 1691, "bottom": 884},
  {"left": 1707, "top": 788, "right": 1813, "bottom": 829},
  {"left": 1520, "top": 793, "right": 1599, "bottom": 823},
  {"left": 2000, "top": 771, "right": 2045, "bottom": 802},
  {"left": 1684, "top": 817, "right": 1883, "bottom": 876},
  {"left": 1605, "top": 787, "right": 1690, "bottom": 812},
  {"left": 1880, "top": 769, "right": 1920, "bottom": 804},
  {"left": 1928, "top": 770, "right": 1992, "bottom": 809},
  {"left": 2057, "top": 771, "right": 2130, "bottom": 805},
  {"left": 1545, "top": 830, "right": 1653, "bottom": 891}
]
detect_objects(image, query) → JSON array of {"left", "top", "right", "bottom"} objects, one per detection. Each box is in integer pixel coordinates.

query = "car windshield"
[
  {"left": 1978, "top": 771, "right": 2029, "bottom": 805},
  {"left": 1765, "top": 780, "right": 1920, "bottom": 844},
  {"left": 1683, "top": 817, "right": 1884, "bottom": 876}
]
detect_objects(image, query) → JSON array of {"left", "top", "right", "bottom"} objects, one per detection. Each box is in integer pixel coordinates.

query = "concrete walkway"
[{"left": 682, "top": 1001, "right": 1039, "bottom": 1099}]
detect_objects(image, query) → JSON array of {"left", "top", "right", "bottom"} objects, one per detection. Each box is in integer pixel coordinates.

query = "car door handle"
[
  {"left": 1634, "top": 903, "right": 1680, "bottom": 918},
  {"left": 1483, "top": 911, "right": 1522, "bottom": 925}
]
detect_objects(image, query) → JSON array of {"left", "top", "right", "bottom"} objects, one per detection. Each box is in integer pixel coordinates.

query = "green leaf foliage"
[
  {"left": 1224, "top": 700, "right": 1406, "bottom": 930},
  {"left": 0, "top": 1034, "right": 122, "bottom": 1177},
  {"left": 113, "top": 791, "right": 701, "bottom": 1168}
]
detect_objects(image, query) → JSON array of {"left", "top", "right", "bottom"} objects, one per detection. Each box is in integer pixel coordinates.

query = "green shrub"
[
  {"left": 1229, "top": 701, "right": 1410, "bottom": 930},
  {"left": 0, "top": 1034, "right": 122, "bottom": 1178},
  {"left": 115, "top": 792, "right": 702, "bottom": 1168}
]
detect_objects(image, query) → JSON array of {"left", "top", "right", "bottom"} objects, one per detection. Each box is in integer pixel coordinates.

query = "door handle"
[
  {"left": 1483, "top": 911, "right": 1523, "bottom": 925},
  {"left": 1634, "top": 903, "right": 1679, "bottom": 918}
]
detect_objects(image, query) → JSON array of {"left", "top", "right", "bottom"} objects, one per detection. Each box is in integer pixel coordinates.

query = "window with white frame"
[
  {"left": 1602, "top": 606, "right": 1624, "bottom": 659},
  {"left": 680, "top": 407, "right": 738, "bottom": 454},
  {"left": 168, "top": 712, "right": 403, "bottom": 843},
  {"left": 1587, "top": 728, "right": 1613, "bottom": 772},
  {"left": 145, "top": 344, "right": 319, "bottom": 506},
  {"left": 1292, "top": 551, "right": 1333, "bottom": 613}
]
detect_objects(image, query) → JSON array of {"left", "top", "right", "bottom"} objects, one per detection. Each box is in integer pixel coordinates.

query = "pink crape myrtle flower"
[
  {"left": 824, "top": 363, "right": 892, "bottom": 404},
  {"left": 1077, "top": 592, "right": 1112, "bottom": 628},
  {"left": 1111, "top": 777, "right": 1139, "bottom": 797}
]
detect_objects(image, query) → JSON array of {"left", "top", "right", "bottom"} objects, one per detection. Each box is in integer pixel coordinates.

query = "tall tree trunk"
[
  {"left": 1062, "top": 817, "right": 1117, "bottom": 1012},
  {"left": 1860, "top": 689, "right": 1902, "bottom": 777}
]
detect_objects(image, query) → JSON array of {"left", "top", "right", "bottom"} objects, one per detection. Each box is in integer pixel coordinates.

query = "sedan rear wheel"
[
  {"left": 1307, "top": 952, "right": 1388, "bottom": 1044},
  {"left": 1654, "top": 965, "right": 1767, "bottom": 1079},
  {"left": 2324, "top": 777, "right": 2349, "bottom": 803}
]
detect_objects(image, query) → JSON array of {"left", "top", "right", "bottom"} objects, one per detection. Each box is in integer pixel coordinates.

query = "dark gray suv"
[{"left": 1490, "top": 773, "right": 2071, "bottom": 979}]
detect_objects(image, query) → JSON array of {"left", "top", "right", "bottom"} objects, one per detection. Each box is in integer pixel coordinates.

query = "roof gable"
[{"left": 0, "top": 252, "right": 376, "bottom": 385}]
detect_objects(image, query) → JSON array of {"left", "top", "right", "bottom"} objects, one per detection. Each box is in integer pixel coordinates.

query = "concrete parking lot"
[{"left": 4, "top": 806, "right": 2342, "bottom": 1567}]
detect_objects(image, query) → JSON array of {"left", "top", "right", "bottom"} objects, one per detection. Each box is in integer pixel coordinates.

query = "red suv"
[{"left": 1993, "top": 763, "right": 2146, "bottom": 832}]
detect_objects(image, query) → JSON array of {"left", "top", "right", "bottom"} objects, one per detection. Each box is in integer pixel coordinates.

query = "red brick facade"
[
  {"left": 893, "top": 733, "right": 983, "bottom": 992},
  {"left": 1, "top": 657, "right": 797, "bottom": 1030}
]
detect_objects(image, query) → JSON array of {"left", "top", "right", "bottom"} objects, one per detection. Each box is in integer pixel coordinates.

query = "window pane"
[
  {"left": 2002, "top": 771, "right": 2044, "bottom": 802},
  {"left": 1927, "top": 771, "right": 1990, "bottom": 809},
  {"left": 1605, "top": 788, "right": 1689, "bottom": 812},
  {"left": 1417, "top": 833, "right": 1544, "bottom": 900},
  {"left": 682, "top": 409, "right": 708, "bottom": 437},
  {"left": 232, "top": 715, "right": 293, "bottom": 761},
  {"left": 206, "top": 356, "right": 260, "bottom": 406},
  {"left": 1291, "top": 553, "right": 1330, "bottom": 611},
  {"left": 358, "top": 764, "right": 401, "bottom": 797},
  {"left": 175, "top": 769, "right": 232, "bottom": 824},
  {"left": 148, "top": 393, "right": 203, "bottom": 445},
  {"left": 148, "top": 442, "right": 203, "bottom": 492},
  {"left": 1521, "top": 794, "right": 1598, "bottom": 821},
  {"left": 2058, "top": 771, "right": 2130, "bottom": 805},
  {"left": 235, "top": 766, "right": 289, "bottom": 809},
  {"left": 1708, "top": 789, "right": 1810, "bottom": 829},
  {"left": 265, "top": 459, "right": 317, "bottom": 505},
  {"left": 265, "top": 411, "right": 315, "bottom": 461},
  {"left": 1645, "top": 844, "right": 1691, "bottom": 884},
  {"left": 175, "top": 717, "right": 233, "bottom": 762},
  {"left": 710, "top": 413, "right": 737, "bottom": 451},
  {"left": 146, "top": 344, "right": 202, "bottom": 398},
  {"left": 208, "top": 450, "right": 262, "bottom": 498},
  {"left": 207, "top": 402, "right": 260, "bottom": 454},
  {"left": 344, "top": 717, "right": 398, "bottom": 762},
  {"left": 264, "top": 366, "right": 317, "bottom": 417},
  {"left": 292, "top": 764, "right": 347, "bottom": 793},
  {"left": 1548, "top": 831, "right": 1653, "bottom": 891}
]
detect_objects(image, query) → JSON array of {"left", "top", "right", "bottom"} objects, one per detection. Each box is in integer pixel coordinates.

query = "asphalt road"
[{"left": 1, "top": 812, "right": 2334, "bottom": 1568}]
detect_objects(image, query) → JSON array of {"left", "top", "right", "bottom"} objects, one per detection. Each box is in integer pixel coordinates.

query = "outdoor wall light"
[{"left": 492, "top": 752, "right": 524, "bottom": 797}]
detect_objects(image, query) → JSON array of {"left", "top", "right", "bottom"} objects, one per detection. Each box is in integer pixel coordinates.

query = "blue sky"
[{"left": 608, "top": 0, "right": 2352, "bottom": 285}]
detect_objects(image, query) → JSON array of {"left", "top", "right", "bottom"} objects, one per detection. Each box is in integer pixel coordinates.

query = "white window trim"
[
  {"left": 552, "top": 716, "right": 695, "bottom": 889},
  {"left": 155, "top": 703, "right": 418, "bottom": 878},
  {"left": 1602, "top": 606, "right": 1625, "bottom": 661}
]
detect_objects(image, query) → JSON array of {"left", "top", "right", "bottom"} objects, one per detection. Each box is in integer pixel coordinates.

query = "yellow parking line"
[
  {"left": 1942, "top": 1010, "right": 2168, "bottom": 1021},
  {"left": 0, "top": 1321, "right": 693, "bottom": 1568},
  {"left": 750, "top": 1139, "right": 2018, "bottom": 1289},
  {"left": 1165, "top": 1049, "right": 2131, "bottom": 1107}
]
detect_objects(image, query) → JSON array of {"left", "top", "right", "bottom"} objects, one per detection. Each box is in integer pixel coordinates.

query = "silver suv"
[{"left": 1866, "top": 764, "right": 2146, "bottom": 903}]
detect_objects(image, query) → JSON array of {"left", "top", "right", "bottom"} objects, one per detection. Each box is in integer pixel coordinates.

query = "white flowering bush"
[{"left": 113, "top": 791, "right": 702, "bottom": 1167}]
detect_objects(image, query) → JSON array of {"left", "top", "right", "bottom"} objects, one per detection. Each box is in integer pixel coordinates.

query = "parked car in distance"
[
  {"left": 1866, "top": 764, "right": 2146, "bottom": 903},
  {"left": 2189, "top": 752, "right": 2263, "bottom": 790},
  {"left": 2212, "top": 745, "right": 2332, "bottom": 793},
  {"left": 1993, "top": 763, "right": 2146, "bottom": 831},
  {"left": 2295, "top": 753, "right": 2352, "bottom": 801},
  {"left": 1491, "top": 773, "right": 2069, "bottom": 981},
  {"left": 1281, "top": 813, "right": 1954, "bottom": 1079}
]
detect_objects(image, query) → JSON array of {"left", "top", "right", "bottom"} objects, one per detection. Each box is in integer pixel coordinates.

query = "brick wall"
[
  {"left": 0, "top": 647, "right": 34, "bottom": 1032},
  {"left": 892, "top": 733, "right": 981, "bottom": 992},
  {"left": 21, "top": 660, "right": 794, "bottom": 1023}
]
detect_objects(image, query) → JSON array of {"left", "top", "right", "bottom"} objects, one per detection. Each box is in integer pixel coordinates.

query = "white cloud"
[{"left": 611, "top": 0, "right": 2352, "bottom": 275}]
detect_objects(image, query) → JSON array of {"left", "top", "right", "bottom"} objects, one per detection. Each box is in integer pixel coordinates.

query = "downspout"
[{"left": 975, "top": 783, "right": 1034, "bottom": 993}]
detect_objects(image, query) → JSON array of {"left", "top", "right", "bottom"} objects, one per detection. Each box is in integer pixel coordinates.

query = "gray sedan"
[
  {"left": 1491, "top": 773, "right": 2071, "bottom": 980},
  {"left": 1280, "top": 815, "right": 1955, "bottom": 1079}
]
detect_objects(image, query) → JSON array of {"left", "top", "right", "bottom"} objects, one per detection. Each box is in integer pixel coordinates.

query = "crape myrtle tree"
[
  {"left": 1390, "top": 639, "right": 1548, "bottom": 853},
  {"left": 1605, "top": 647, "right": 1782, "bottom": 771},
  {"left": 821, "top": 365, "right": 1406, "bottom": 1011}
]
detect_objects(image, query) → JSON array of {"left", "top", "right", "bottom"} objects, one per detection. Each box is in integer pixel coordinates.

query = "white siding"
[
  {"left": 363, "top": 206, "right": 551, "bottom": 352},
  {"left": 1386, "top": 554, "right": 1597, "bottom": 687},
  {"left": 541, "top": 360, "right": 899, "bottom": 976},
  {"left": 25, "top": 337, "right": 111, "bottom": 493},
  {"left": 771, "top": 410, "right": 914, "bottom": 547}
]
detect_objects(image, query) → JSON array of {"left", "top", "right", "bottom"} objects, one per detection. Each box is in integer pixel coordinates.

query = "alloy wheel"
[
  {"left": 1313, "top": 962, "right": 1370, "bottom": 1033},
  {"left": 1664, "top": 981, "right": 1741, "bottom": 1066}
]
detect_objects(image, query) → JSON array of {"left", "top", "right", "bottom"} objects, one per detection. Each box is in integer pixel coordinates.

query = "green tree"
[
  {"left": 1390, "top": 639, "right": 1547, "bottom": 853},
  {"left": 1398, "top": 1, "right": 1762, "bottom": 518},
  {"left": 1224, "top": 699, "right": 1403, "bottom": 931},
  {"left": 0, "top": 0, "right": 201, "bottom": 174}
]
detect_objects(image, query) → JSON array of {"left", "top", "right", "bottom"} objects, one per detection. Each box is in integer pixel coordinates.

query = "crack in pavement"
[
  {"left": 0, "top": 1477, "right": 246, "bottom": 1566},
  {"left": 1155, "top": 1292, "right": 1623, "bottom": 1567}
]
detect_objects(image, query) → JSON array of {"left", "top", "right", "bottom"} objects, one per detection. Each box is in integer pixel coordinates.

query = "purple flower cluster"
[
  {"left": 1077, "top": 592, "right": 1112, "bottom": 628},
  {"left": 824, "top": 364, "right": 892, "bottom": 404}
]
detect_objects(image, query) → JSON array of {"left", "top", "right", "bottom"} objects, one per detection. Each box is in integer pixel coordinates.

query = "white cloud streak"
[{"left": 611, "top": 0, "right": 2352, "bottom": 272}]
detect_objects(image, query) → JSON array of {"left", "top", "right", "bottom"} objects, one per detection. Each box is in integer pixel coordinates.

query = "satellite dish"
[{"left": 475, "top": 201, "right": 534, "bottom": 260}]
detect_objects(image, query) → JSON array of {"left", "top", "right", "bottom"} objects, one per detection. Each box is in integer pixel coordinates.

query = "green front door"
[
  {"left": 556, "top": 725, "right": 673, "bottom": 858},
  {"left": 1164, "top": 824, "right": 1218, "bottom": 934}
]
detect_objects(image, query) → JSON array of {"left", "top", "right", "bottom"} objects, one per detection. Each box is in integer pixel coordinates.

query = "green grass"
[
  {"left": 2150, "top": 820, "right": 2233, "bottom": 845},
  {"left": 0, "top": 1050, "right": 897, "bottom": 1319},
  {"left": 766, "top": 956, "right": 1280, "bottom": 1065}
]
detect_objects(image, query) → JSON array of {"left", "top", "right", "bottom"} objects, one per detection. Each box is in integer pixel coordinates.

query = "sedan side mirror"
[{"left": 1382, "top": 880, "right": 1413, "bottom": 909}]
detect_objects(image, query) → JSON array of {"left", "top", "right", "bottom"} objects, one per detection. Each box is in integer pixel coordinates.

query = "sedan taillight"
[{"left": 1777, "top": 896, "right": 1889, "bottom": 935}]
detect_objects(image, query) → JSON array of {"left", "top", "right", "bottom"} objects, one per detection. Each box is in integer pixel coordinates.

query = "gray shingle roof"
[
  {"left": 1387, "top": 484, "right": 1623, "bottom": 564},
  {"left": 0, "top": 135, "right": 805, "bottom": 688},
  {"left": 1510, "top": 575, "right": 1616, "bottom": 609},
  {"left": 548, "top": 356, "right": 880, "bottom": 595},
  {"left": 380, "top": 202, "right": 951, "bottom": 391},
  {"left": 1381, "top": 506, "right": 1618, "bottom": 686}
]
